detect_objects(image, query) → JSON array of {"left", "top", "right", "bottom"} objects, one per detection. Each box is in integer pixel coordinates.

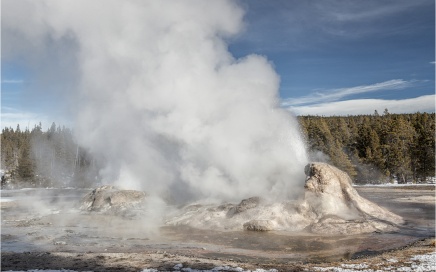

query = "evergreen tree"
[
  {"left": 298, "top": 113, "right": 434, "bottom": 184},
  {"left": 411, "top": 113, "right": 435, "bottom": 181},
  {"left": 1, "top": 113, "right": 435, "bottom": 187},
  {"left": 384, "top": 116, "right": 415, "bottom": 183},
  {"left": 17, "top": 135, "right": 34, "bottom": 180},
  {"left": 328, "top": 139, "right": 356, "bottom": 178}
]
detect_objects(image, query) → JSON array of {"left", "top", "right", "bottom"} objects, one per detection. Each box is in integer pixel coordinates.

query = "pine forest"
[{"left": 1, "top": 112, "right": 435, "bottom": 188}]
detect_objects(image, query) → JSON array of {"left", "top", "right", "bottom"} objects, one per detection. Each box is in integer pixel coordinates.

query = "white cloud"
[
  {"left": 1, "top": 107, "right": 69, "bottom": 130},
  {"left": 1, "top": 79, "right": 24, "bottom": 84},
  {"left": 287, "top": 95, "right": 435, "bottom": 116},
  {"left": 282, "top": 79, "right": 414, "bottom": 106},
  {"left": 1, "top": 110, "right": 44, "bottom": 130}
]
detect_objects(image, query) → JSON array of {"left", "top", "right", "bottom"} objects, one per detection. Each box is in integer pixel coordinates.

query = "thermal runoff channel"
[{"left": 3, "top": 0, "right": 308, "bottom": 204}]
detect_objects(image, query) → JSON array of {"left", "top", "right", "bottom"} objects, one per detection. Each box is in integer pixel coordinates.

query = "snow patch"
[
  {"left": 354, "top": 183, "right": 435, "bottom": 187},
  {"left": 311, "top": 252, "right": 436, "bottom": 272}
]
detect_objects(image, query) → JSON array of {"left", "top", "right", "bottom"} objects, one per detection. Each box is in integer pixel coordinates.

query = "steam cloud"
[{"left": 3, "top": 0, "right": 308, "bottom": 203}]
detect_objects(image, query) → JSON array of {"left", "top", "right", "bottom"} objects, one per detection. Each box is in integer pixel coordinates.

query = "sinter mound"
[
  {"left": 167, "top": 162, "right": 404, "bottom": 234},
  {"left": 80, "top": 185, "right": 147, "bottom": 215}
]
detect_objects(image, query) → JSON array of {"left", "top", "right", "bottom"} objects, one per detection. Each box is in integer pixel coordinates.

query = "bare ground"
[
  {"left": 1, "top": 238, "right": 435, "bottom": 271},
  {"left": 1, "top": 185, "right": 434, "bottom": 271}
]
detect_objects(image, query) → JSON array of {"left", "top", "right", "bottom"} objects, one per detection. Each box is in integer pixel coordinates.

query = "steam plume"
[{"left": 3, "top": 0, "right": 308, "bottom": 203}]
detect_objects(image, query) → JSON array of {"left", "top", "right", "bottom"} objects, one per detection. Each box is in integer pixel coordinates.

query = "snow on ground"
[
  {"left": 2, "top": 252, "right": 435, "bottom": 272},
  {"left": 310, "top": 252, "right": 436, "bottom": 272},
  {"left": 353, "top": 183, "right": 435, "bottom": 187}
]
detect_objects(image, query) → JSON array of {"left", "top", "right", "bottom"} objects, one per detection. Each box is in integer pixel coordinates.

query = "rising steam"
[{"left": 3, "top": 0, "right": 308, "bottom": 204}]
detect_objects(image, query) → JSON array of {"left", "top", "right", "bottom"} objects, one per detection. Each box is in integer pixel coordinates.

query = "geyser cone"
[
  {"left": 302, "top": 162, "right": 404, "bottom": 234},
  {"left": 167, "top": 163, "right": 404, "bottom": 235},
  {"left": 303, "top": 162, "right": 404, "bottom": 225},
  {"left": 80, "top": 185, "right": 146, "bottom": 214}
]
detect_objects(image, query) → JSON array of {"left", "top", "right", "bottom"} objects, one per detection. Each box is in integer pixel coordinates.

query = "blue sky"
[
  {"left": 1, "top": 0, "right": 435, "bottom": 129},
  {"left": 231, "top": 0, "right": 435, "bottom": 115}
]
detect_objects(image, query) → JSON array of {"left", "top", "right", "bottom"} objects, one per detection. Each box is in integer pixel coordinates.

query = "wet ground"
[{"left": 1, "top": 185, "right": 435, "bottom": 271}]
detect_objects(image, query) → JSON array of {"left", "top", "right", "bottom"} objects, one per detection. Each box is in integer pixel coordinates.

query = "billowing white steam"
[{"left": 3, "top": 0, "right": 308, "bottom": 203}]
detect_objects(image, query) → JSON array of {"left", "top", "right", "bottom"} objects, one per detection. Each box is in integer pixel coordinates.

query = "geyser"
[
  {"left": 168, "top": 163, "right": 404, "bottom": 235},
  {"left": 3, "top": 0, "right": 308, "bottom": 204}
]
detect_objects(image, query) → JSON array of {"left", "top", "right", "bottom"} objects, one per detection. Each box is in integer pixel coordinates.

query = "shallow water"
[{"left": 1, "top": 186, "right": 434, "bottom": 262}]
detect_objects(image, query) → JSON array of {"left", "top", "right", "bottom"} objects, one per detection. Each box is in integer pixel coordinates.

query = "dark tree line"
[
  {"left": 1, "top": 122, "right": 97, "bottom": 188},
  {"left": 1, "top": 111, "right": 435, "bottom": 188},
  {"left": 299, "top": 111, "right": 435, "bottom": 184}
]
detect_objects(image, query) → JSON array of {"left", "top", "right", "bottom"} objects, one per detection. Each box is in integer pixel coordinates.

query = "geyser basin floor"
[{"left": 1, "top": 186, "right": 435, "bottom": 271}]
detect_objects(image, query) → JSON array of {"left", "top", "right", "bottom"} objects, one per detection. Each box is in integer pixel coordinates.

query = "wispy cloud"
[
  {"left": 1, "top": 107, "right": 70, "bottom": 130},
  {"left": 239, "top": 0, "right": 434, "bottom": 51},
  {"left": 323, "top": 1, "right": 429, "bottom": 22},
  {"left": 1, "top": 79, "right": 24, "bottom": 84},
  {"left": 282, "top": 79, "right": 415, "bottom": 107},
  {"left": 286, "top": 95, "right": 435, "bottom": 116}
]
